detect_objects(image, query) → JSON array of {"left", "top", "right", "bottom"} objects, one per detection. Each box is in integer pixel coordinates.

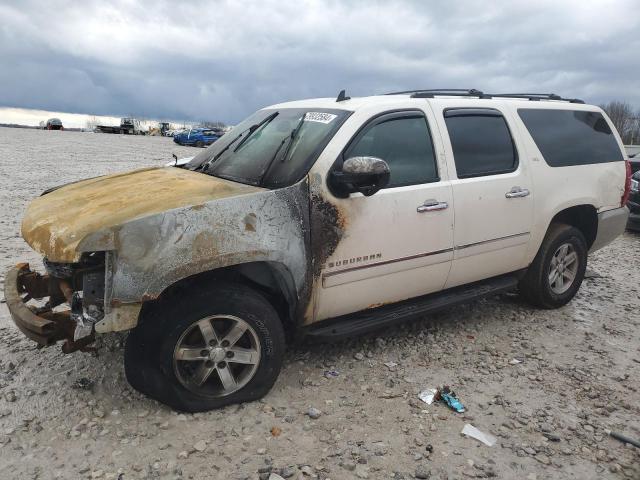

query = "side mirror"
[{"left": 329, "top": 156, "right": 391, "bottom": 197}]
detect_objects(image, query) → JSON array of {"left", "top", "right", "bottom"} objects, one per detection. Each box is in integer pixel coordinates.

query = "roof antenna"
[{"left": 336, "top": 89, "right": 350, "bottom": 102}]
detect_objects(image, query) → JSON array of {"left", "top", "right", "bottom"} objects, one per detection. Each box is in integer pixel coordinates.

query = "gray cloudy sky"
[{"left": 1, "top": 0, "right": 639, "bottom": 123}]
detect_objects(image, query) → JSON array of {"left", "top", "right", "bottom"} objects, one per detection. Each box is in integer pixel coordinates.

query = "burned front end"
[
  {"left": 4, "top": 252, "right": 108, "bottom": 353},
  {"left": 8, "top": 164, "right": 312, "bottom": 354}
]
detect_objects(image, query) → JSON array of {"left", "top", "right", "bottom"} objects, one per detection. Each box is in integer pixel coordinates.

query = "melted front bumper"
[{"left": 4, "top": 263, "right": 94, "bottom": 352}]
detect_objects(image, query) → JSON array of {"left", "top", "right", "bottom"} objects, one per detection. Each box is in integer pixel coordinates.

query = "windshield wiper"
[
  {"left": 279, "top": 114, "right": 306, "bottom": 164},
  {"left": 196, "top": 111, "right": 279, "bottom": 172},
  {"left": 232, "top": 111, "right": 279, "bottom": 153},
  {"left": 196, "top": 131, "right": 243, "bottom": 171},
  {"left": 258, "top": 113, "right": 306, "bottom": 184}
]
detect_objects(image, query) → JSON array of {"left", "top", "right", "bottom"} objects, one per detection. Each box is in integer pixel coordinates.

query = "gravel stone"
[
  {"left": 306, "top": 407, "right": 322, "bottom": 419},
  {"left": 415, "top": 465, "right": 431, "bottom": 479}
]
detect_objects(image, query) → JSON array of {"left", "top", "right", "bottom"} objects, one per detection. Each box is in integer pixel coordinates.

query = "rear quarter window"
[{"left": 518, "top": 109, "right": 624, "bottom": 167}]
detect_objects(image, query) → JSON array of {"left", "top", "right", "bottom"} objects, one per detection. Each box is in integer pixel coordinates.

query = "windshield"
[{"left": 187, "top": 108, "right": 350, "bottom": 188}]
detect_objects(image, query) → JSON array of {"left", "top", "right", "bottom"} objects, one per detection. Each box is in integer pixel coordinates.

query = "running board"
[{"left": 305, "top": 272, "right": 520, "bottom": 340}]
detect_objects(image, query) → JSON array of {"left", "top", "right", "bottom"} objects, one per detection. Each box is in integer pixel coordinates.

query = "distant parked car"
[
  {"left": 627, "top": 170, "right": 640, "bottom": 231},
  {"left": 173, "top": 128, "right": 221, "bottom": 147},
  {"left": 45, "top": 118, "right": 63, "bottom": 130}
]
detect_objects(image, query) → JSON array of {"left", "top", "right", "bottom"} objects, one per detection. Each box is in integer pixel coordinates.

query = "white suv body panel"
[
  {"left": 308, "top": 100, "right": 455, "bottom": 320},
  {"left": 428, "top": 100, "right": 535, "bottom": 288},
  {"left": 502, "top": 101, "right": 627, "bottom": 261},
  {"left": 301, "top": 95, "right": 628, "bottom": 323}
]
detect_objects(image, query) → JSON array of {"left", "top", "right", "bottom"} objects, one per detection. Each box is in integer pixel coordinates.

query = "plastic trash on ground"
[
  {"left": 418, "top": 385, "right": 465, "bottom": 412},
  {"left": 462, "top": 424, "right": 497, "bottom": 446},
  {"left": 418, "top": 388, "right": 438, "bottom": 405},
  {"left": 437, "top": 386, "right": 466, "bottom": 413}
]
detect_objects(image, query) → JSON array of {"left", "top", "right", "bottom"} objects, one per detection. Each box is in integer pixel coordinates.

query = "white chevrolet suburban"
[{"left": 5, "top": 89, "right": 631, "bottom": 411}]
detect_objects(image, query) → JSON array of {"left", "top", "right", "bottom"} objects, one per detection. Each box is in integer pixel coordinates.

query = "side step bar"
[{"left": 305, "top": 272, "right": 521, "bottom": 340}]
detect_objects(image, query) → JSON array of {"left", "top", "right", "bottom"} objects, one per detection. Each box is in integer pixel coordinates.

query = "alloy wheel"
[
  {"left": 548, "top": 242, "right": 579, "bottom": 294},
  {"left": 173, "top": 315, "right": 261, "bottom": 397}
]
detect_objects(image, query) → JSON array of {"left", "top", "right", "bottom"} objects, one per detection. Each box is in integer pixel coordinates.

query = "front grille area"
[
  {"left": 43, "top": 258, "right": 75, "bottom": 278},
  {"left": 43, "top": 252, "right": 106, "bottom": 280}
]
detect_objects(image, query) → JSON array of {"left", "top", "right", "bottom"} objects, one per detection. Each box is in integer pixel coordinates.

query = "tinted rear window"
[{"left": 518, "top": 109, "right": 624, "bottom": 167}]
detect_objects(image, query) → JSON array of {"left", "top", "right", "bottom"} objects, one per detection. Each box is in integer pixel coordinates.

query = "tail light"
[{"left": 621, "top": 160, "right": 632, "bottom": 206}]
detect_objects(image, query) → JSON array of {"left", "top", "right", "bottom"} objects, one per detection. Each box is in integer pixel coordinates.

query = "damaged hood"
[{"left": 21, "top": 167, "right": 263, "bottom": 262}]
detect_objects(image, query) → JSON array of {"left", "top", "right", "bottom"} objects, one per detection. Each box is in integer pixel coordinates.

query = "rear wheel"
[
  {"left": 195, "top": 140, "right": 204, "bottom": 148},
  {"left": 125, "top": 282, "right": 285, "bottom": 412},
  {"left": 519, "top": 224, "right": 587, "bottom": 308}
]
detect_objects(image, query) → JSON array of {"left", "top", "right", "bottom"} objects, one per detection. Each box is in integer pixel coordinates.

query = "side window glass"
[
  {"left": 517, "top": 109, "right": 624, "bottom": 166},
  {"left": 345, "top": 115, "right": 438, "bottom": 188},
  {"left": 444, "top": 109, "right": 518, "bottom": 178}
]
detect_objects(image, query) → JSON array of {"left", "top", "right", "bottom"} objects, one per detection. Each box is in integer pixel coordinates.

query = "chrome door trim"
[
  {"left": 322, "top": 231, "right": 531, "bottom": 279},
  {"left": 322, "top": 247, "right": 454, "bottom": 279},
  {"left": 455, "top": 231, "right": 530, "bottom": 250},
  {"left": 322, "top": 232, "right": 530, "bottom": 281}
]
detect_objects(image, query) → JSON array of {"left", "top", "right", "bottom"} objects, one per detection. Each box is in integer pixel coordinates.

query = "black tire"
[
  {"left": 124, "top": 282, "right": 285, "bottom": 412},
  {"left": 519, "top": 223, "right": 587, "bottom": 309},
  {"left": 195, "top": 140, "right": 204, "bottom": 148}
]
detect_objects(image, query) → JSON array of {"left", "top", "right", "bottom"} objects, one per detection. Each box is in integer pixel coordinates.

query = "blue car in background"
[{"left": 173, "top": 128, "right": 222, "bottom": 147}]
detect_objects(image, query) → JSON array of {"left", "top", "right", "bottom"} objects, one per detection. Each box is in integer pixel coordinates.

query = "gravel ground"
[{"left": 0, "top": 126, "right": 639, "bottom": 480}]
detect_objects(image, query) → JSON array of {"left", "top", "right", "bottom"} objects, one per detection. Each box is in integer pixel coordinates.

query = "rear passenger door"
[{"left": 435, "top": 106, "right": 534, "bottom": 288}]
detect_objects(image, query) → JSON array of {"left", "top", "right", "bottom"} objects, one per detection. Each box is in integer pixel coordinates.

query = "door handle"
[
  {"left": 417, "top": 199, "right": 448, "bottom": 213},
  {"left": 505, "top": 186, "right": 530, "bottom": 198}
]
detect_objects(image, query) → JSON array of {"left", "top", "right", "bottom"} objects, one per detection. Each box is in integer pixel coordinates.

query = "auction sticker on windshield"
[{"left": 304, "top": 112, "right": 338, "bottom": 124}]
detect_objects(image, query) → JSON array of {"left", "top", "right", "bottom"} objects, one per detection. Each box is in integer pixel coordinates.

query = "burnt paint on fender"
[
  {"left": 309, "top": 193, "right": 346, "bottom": 279},
  {"left": 22, "top": 167, "right": 261, "bottom": 262},
  {"left": 20, "top": 166, "right": 335, "bottom": 328}
]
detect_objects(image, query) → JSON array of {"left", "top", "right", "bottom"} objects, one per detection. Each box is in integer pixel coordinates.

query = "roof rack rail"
[
  {"left": 384, "top": 88, "right": 489, "bottom": 98},
  {"left": 384, "top": 89, "right": 584, "bottom": 103},
  {"left": 489, "top": 93, "right": 584, "bottom": 104}
]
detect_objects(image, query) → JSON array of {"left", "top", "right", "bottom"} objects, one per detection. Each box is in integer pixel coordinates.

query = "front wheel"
[
  {"left": 519, "top": 224, "right": 587, "bottom": 309},
  {"left": 125, "top": 283, "right": 285, "bottom": 412}
]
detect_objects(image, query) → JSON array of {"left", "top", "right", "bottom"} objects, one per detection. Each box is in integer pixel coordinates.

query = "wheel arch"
[
  {"left": 144, "top": 261, "right": 298, "bottom": 336},
  {"left": 547, "top": 204, "right": 598, "bottom": 249}
]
